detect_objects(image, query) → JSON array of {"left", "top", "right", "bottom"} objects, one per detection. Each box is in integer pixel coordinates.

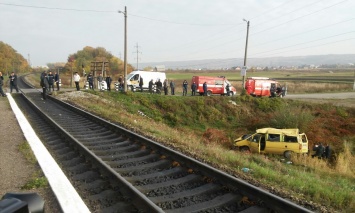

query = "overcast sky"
[{"left": 1, "top": 0, "right": 354, "bottom": 67}]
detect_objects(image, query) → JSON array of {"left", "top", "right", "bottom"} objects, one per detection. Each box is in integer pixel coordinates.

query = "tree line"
[{"left": 0, "top": 41, "right": 30, "bottom": 75}]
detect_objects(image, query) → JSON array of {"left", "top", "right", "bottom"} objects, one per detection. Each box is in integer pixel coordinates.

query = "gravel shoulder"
[{"left": 0, "top": 94, "right": 62, "bottom": 212}]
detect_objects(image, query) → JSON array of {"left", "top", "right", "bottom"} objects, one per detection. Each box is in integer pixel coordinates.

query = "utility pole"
[
  {"left": 242, "top": 19, "right": 250, "bottom": 90},
  {"left": 27, "top": 54, "right": 31, "bottom": 68},
  {"left": 119, "top": 6, "right": 128, "bottom": 92},
  {"left": 353, "top": 69, "right": 355, "bottom": 91},
  {"left": 133, "top": 42, "right": 142, "bottom": 70}
]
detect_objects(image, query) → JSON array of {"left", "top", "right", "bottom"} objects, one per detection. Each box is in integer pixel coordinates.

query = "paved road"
[
  {"left": 285, "top": 92, "right": 355, "bottom": 99},
  {"left": 285, "top": 92, "right": 355, "bottom": 108}
]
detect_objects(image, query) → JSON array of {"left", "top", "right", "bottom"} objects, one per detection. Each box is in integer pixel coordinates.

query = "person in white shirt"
[{"left": 74, "top": 72, "right": 81, "bottom": 91}]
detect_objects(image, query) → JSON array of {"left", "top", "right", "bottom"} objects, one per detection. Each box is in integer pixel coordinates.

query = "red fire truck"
[
  {"left": 191, "top": 76, "right": 237, "bottom": 96},
  {"left": 245, "top": 77, "right": 286, "bottom": 97}
]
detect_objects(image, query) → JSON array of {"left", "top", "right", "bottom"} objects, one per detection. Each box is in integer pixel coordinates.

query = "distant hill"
[{"left": 140, "top": 54, "right": 355, "bottom": 69}]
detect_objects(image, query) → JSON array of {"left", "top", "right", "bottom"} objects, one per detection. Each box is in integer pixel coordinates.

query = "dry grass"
[{"left": 335, "top": 141, "right": 355, "bottom": 175}]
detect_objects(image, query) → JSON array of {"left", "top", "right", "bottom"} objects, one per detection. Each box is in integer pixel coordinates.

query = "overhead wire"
[
  {"left": 171, "top": 0, "right": 352, "bottom": 68},
  {"left": 253, "top": 17, "right": 355, "bottom": 47},
  {"left": 251, "top": 0, "right": 349, "bottom": 36},
  {"left": 0, "top": 2, "right": 114, "bottom": 13},
  {"left": 1, "top": 1, "right": 353, "bottom": 68},
  {"left": 251, "top": 31, "right": 355, "bottom": 57},
  {"left": 158, "top": 0, "right": 351, "bottom": 64},
  {"left": 258, "top": 37, "right": 355, "bottom": 57}
]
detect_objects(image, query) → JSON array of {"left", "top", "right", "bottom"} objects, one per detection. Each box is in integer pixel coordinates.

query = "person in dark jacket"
[
  {"left": 170, "top": 80, "right": 175, "bottom": 95},
  {"left": 182, "top": 80, "right": 188, "bottom": 96},
  {"left": 106, "top": 75, "right": 112, "bottom": 91},
  {"left": 163, "top": 79, "right": 168, "bottom": 95},
  {"left": 191, "top": 82, "right": 197, "bottom": 96},
  {"left": 312, "top": 143, "right": 324, "bottom": 159},
  {"left": 324, "top": 144, "right": 331, "bottom": 159},
  {"left": 87, "top": 73, "right": 94, "bottom": 90},
  {"left": 226, "top": 84, "right": 230, "bottom": 96},
  {"left": 40, "top": 71, "right": 49, "bottom": 100},
  {"left": 0, "top": 72, "right": 6, "bottom": 97},
  {"left": 47, "top": 71, "right": 54, "bottom": 92},
  {"left": 148, "top": 79, "right": 153, "bottom": 94},
  {"left": 203, "top": 82, "right": 208, "bottom": 96},
  {"left": 9, "top": 72, "right": 19, "bottom": 93},
  {"left": 54, "top": 71, "right": 60, "bottom": 91},
  {"left": 156, "top": 79, "right": 162, "bottom": 94},
  {"left": 118, "top": 75, "right": 123, "bottom": 89},
  {"left": 139, "top": 77, "right": 144, "bottom": 92}
]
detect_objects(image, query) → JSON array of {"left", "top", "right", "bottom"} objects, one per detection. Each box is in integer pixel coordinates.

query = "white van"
[{"left": 126, "top": 70, "right": 166, "bottom": 92}]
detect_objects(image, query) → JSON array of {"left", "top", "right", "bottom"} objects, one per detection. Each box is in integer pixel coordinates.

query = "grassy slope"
[{"left": 57, "top": 90, "right": 355, "bottom": 212}]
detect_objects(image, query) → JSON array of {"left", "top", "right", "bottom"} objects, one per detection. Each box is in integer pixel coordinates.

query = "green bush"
[{"left": 269, "top": 106, "right": 314, "bottom": 132}]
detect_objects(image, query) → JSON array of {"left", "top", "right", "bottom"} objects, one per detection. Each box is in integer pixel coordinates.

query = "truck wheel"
[
  {"left": 207, "top": 91, "right": 212, "bottom": 96},
  {"left": 284, "top": 151, "right": 293, "bottom": 159},
  {"left": 239, "top": 146, "right": 250, "bottom": 152},
  {"left": 228, "top": 91, "right": 234, "bottom": 96},
  {"left": 130, "top": 86, "right": 135, "bottom": 92}
]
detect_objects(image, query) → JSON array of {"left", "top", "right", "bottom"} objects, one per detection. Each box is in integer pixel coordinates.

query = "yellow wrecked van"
[{"left": 234, "top": 128, "right": 308, "bottom": 158}]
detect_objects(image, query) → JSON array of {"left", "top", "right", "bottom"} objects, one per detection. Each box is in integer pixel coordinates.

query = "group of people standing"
[
  {"left": 0, "top": 71, "right": 20, "bottom": 96},
  {"left": 75, "top": 72, "right": 113, "bottom": 91},
  {"left": 182, "top": 80, "right": 208, "bottom": 96},
  {"left": 85, "top": 73, "right": 112, "bottom": 91},
  {"left": 147, "top": 79, "right": 176, "bottom": 95},
  {"left": 40, "top": 70, "right": 60, "bottom": 100},
  {"left": 312, "top": 143, "right": 331, "bottom": 160}
]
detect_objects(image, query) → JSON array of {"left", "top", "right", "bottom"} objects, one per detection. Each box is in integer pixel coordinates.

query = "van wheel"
[
  {"left": 240, "top": 146, "right": 250, "bottom": 152},
  {"left": 207, "top": 91, "right": 212, "bottom": 96},
  {"left": 284, "top": 151, "right": 293, "bottom": 159}
]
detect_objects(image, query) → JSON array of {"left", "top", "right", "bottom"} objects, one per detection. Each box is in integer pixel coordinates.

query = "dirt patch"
[{"left": 0, "top": 96, "right": 62, "bottom": 212}]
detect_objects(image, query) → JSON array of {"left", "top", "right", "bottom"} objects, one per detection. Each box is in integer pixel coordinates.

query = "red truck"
[
  {"left": 191, "top": 76, "right": 237, "bottom": 96},
  {"left": 245, "top": 77, "right": 286, "bottom": 97}
]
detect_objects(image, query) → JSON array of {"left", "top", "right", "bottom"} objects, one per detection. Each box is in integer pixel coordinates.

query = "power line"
[
  {"left": 133, "top": 43, "right": 142, "bottom": 70},
  {"left": 253, "top": 17, "right": 355, "bottom": 47},
  {"left": 252, "top": 0, "right": 324, "bottom": 28},
  {"left": 249, "top": 0, "right": 295, "bottom": 21},
  {"left": 251, "top": 0, "right": 349, "bottom": 36},
  {"left": 170, "top": 0, "right": 351, "bottom": 62},
  {"left": 0, "top": 2, "right": 114, "bottom": 12},
  {"left": 258, "top": 37, "right": 355, "bottom": 57},
  {"left": 251, "top": 31, "right": 355, "bottom": 57},
  {"left": 0, "top": 2, "right": 235, "bottom": 26},
  {"left": 129, "top": 14, "right": 235, "bottom": 26},
  {"left": 166, "top": 34, "right": 355, "bottom": 68}
]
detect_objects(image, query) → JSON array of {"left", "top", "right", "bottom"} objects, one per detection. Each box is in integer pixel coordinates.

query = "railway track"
[{"left": 13, "top": 77, "right": 313, "bottom": 212}]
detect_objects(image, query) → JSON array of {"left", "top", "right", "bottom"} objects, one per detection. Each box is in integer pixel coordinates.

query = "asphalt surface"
[{"left": 285, "top": 92, "right": 355, "bottom": 99}]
